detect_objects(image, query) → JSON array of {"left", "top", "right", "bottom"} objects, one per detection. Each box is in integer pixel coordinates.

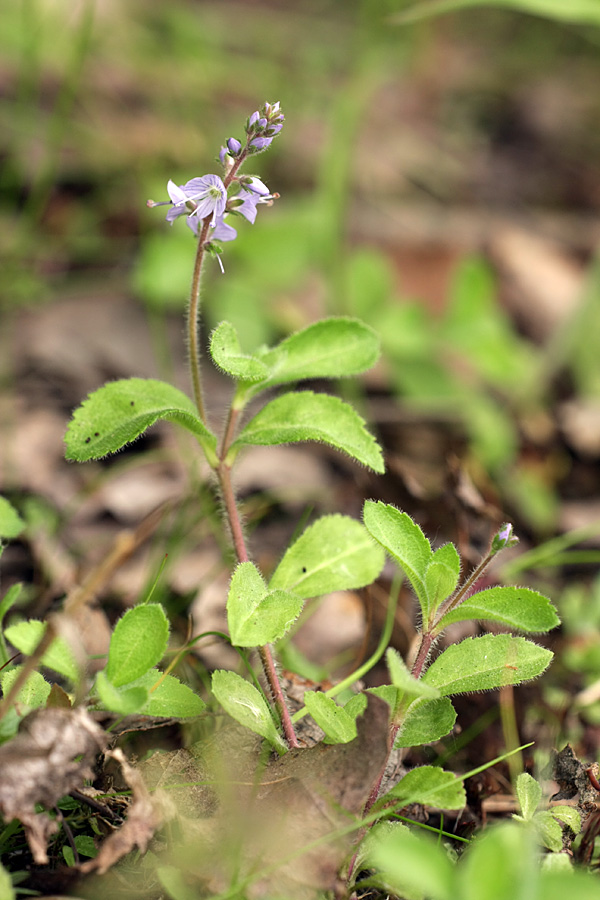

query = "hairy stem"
[
  {"left": 217, "top": 442, "right": 300, "bottom": 749},
  {"left": 187, "top": 217, "right": 212, "bottom": 422}
]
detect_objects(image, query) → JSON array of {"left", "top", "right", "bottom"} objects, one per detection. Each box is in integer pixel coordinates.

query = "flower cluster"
[{"left": 147, "top": 102, "right": 283, "bottom": 270}]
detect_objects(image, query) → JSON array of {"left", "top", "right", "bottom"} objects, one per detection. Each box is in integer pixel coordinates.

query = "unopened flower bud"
[
  {"left": 226, "top": 137, "right": 242, "bottom": 156},
  {"left": 491, "top": 523, "right": 519, "bottom": 554},
  {"left": 249, "top": 136, "right": 273, "bottom": 152}
]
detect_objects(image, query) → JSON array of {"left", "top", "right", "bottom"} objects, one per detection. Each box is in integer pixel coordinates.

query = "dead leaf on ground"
[
  {"left": 79, "top": 747, "right": 163, "bottom": 876},
  {"left": 0, "top": 708, "right": 106, "bottom": 864}
]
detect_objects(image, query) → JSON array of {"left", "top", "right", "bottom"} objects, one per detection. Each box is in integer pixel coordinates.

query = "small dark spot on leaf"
[
  {"left": 302, "top": 566, "right": 307, "bottom": 574},
  {"left": 94, "top": 432, "right": 99, "bottom": 437},
  {"left": 85, "top": 437, "right": 91, "bottom": 444},
  {"left": 130, "top": 401, "right": 135, "bottom": 406}
]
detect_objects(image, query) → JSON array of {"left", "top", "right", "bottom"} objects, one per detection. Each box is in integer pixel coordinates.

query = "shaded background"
[{"left": 2, "top": 0, "right": 600, "bottom": 772}]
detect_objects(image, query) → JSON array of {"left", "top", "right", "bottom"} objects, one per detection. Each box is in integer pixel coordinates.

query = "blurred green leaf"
[
  {"left": 211, "top": 670, "right": 286, "bottom": 754},
  {"left": 0, "top": 666, "right": 51, "bottom": 710},
  {"left": 4, "top": 620, "right": 79, "bottom": 682},
  {"left": 394, "top": 0, "right": 600, "bottom": 27},
  {"left": 385, "top": 765, "right": 466, "bottom": 809},
  {"left": 0, "top": 497, "right": 25, "bottom": 540},
  {"left": 515, "top": 772, "right": 542, "bottom": 820}
]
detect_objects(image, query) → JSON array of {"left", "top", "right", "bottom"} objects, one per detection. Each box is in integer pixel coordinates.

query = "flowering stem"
[
  {"left": 217, "top": 417, "right": 300, "bottom": 750},
  {"left": 187, "top": 217, "right": 212, "bottom": 423}
]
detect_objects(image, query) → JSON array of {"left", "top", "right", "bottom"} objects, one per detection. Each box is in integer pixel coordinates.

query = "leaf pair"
[
  {"left": 94, "top": 604, "right": 205, "bottom": 718},
  {"left": 363, "top": 501, "right": 559, "bottom": 634},
  {"left": 210, "top": 316, "right": 380, "bottom": 395},
  {"left": 64, "top": 317, "right": 384, "bottom": 474}
]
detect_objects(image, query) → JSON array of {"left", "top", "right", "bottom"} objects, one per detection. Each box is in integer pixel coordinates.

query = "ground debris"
[{"left": 0, "top": 707, "right": 106, "bottom": 864}]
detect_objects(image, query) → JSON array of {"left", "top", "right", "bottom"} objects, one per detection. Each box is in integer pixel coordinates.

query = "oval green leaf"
[
  {"left": 210, "top": 321, "right": 270, "bottom": 383},
  {"left": 106, "top": 604, "right": 169, "bottom": 688},
  {"left": 386, "top": 765, "right": 466, "bottom": 810},
  {"left": 363, "top": 501, "right": 432, "bottom": 610},
  {"left": 211, "top": 670, "right": 286, "bottom": 753},
  {"left": 394, "top": 697, "right": 457, "bottom": 748},
  {"left": 231, "top": 392, "right": 384, "bottom": 473},
  {"left": 65, "top": 378, "right": 217, "bottom": 462},
  {"left": 304, "top": 691, "right": 358, "bottom": 744},
  {"left": 253, "top": 317, "right": 380, "bottom": 392},
  {"left": 436, "top": 586, "right": 560, "bottom": 633},
  {"left": 269, "top": 514, "right": 385, "bottom": 599},
  {"left": 4, "top": 620, "right": 79, "bottom": 682},
  {"left": 423, "top": 634, "right": 553, "bottom": 696},
  {"left": 0, "top": 667, "right": 51, "bottom": 710},
  {"left": 227, "top": 561, "right": 304, "bottom": 646},
  {"left": 0, "top": 497, "right": 25, "bottom": 540}
]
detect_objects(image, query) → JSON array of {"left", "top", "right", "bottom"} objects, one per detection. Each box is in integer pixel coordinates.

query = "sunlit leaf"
[
  {"left": 269, "top": 514, "right": 385, "bottom": 599},
  {"left": 423, "top": 634, "right": 553, "bottom": 695},
  {"left": 65, "top": 378, "right": 217, "bottom": 462},
  {"left": 232, "top": 392, "right": 384, "bottom": 472}
]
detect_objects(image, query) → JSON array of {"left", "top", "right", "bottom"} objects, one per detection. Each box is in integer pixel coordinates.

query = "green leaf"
[
  {"left": 253, "top": 317, "right": 380, "bottom": 391},
  {"left": 129, "top": 670, "right": 207, "bottom": 718},
  {"left": 423, "top": 634, "right": 553, "bottom": 696},
  {"left": 363, "top": 501, "right": 432, "bottom": 611},
  {"left": 437, "top": 586, "right": 560, "bottom": 633},
  {"left": 0, "top": 584, "right": 22, "bottom": 629},
  {"left": 534, "top": 811, "right": 567, "bottom": 852},
  {"left": 0, "top": 497, "right": 25, "bottom": 540},
  {"left": 425, "top": 544, "right": 461, "bottom": 612},
  {"left": 395, "top": 697, "right": 457, "bottom": 748},
  {"left": 227, "top": 562, "right": 304, "bottom": 647},
  {"left": 393, "top": 0, "right": 600, "bottom": 28},
  {"left": 303, "top": 691, "right": 358, "bottom": 744},
  {"left": 209, "top": 321, "right": 270, "bottom": 382},
  {"left": 459, "top": 823, "right": 538, "bottom": 900},
  {"left": 64, "top": 378, "right": 217, "bottom": 462},
  {"left": 386, "top": 766, "right": 466, "bottom": 810},
  {"left": 367, "top": 823, "right": 456, "bottom": 900},
  {"left": 0, "top": 861, "right": 15, "bottom": 900},
  {"left": 550, "top": 806, "right": 581, "bottom": 833},
  {"left": 231, "top": 392, "right": 384, "bottom": 473},
  {"left": 105, "top": 604, "right": 169, "bottom": 688},
  {"left": 95, "top": 670, "right": 149, "bottom": 714},
  {"left": 515, "top": 772, "right": 542, "bottom": 820},
  {"left": 268, "top": 514, "right": 385, "bottom": 599},
  {"left": 0, "top": 666, "right": 51, "bottom": 710},
  {"left": 211, "top": 670, "right": 286, "bottom": 753},
  {"left": 4, "top": 620, "right": 79, "bottom": 682}
]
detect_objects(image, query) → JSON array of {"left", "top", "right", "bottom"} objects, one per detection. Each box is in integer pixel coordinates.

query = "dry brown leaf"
[
  {"left": 79, "top": 748, "right": 163, "bottom": 876},
  {"left": 0, "top": 708, "right": 106, "bottom": 864}
]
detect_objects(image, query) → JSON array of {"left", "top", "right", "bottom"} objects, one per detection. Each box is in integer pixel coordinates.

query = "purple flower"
[
  {"left": 210, "top": 216, "right": 237, "bottom": 242},
  {"left": 165, "top": 174, "right": 227, "bottom": 228},
  {"left": 248, "top": 111, "right": 260, "bottom": 128}
]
